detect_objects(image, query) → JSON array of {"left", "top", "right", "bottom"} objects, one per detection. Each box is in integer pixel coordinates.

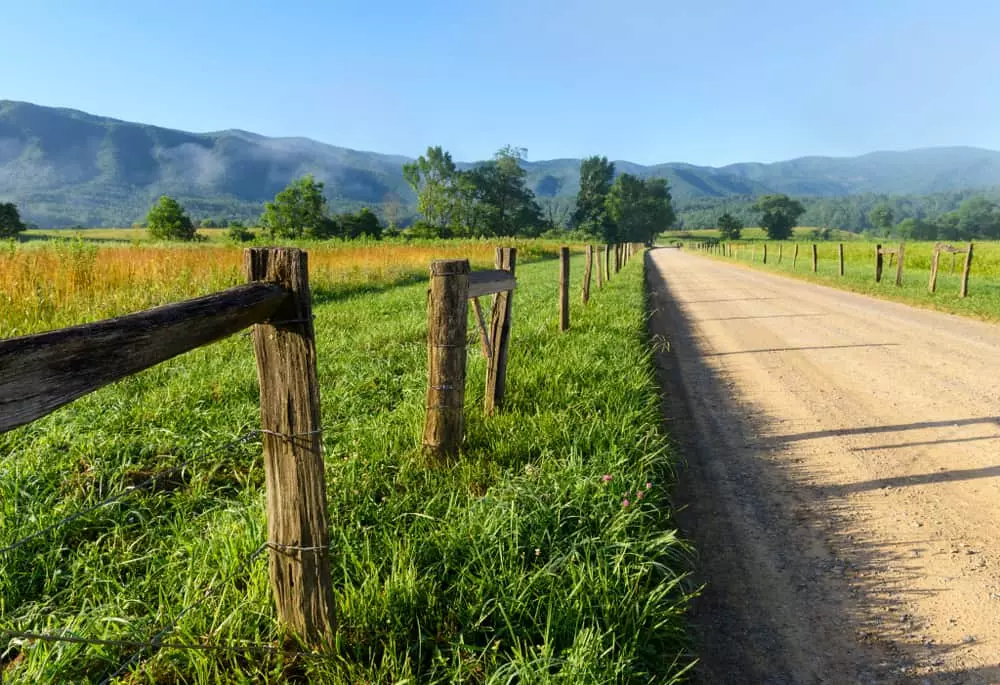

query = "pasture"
[
  {"left": 693, "top": 238, "right": 1000, "bottom": 322},
  {"left": 0, "top": 240, "right": 693, "bottom": 683}
]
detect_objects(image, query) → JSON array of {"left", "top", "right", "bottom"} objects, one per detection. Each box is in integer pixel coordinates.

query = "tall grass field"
[
  {"left": 0, "top": 241, "right": 694, "bottom": 683},
  {"left": 688, "top": 238, "right": 1000, "bottom": 322}
]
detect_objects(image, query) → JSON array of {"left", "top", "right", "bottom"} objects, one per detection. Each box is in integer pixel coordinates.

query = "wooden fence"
[
  {"left": 693, "top": 240, "right": 975, "bottom": 297},
  {"left": 1, "top": 241, "right": 644, "bottom": 656}
]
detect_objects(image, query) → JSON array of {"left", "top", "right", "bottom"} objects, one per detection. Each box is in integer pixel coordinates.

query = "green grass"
[
  {"left": 1, "top": 252, "right": 694, "bottom": 683},
  {"left": 695, "top": 240, "right": 1000, "bottom": 322},
  {"left": 660, "top": 226, "right": 859, "bottom": 242}
]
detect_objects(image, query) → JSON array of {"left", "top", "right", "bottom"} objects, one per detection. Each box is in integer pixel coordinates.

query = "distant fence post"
[
  {"left": 929, "top": 244, "right": 941, "bottom": 293},
  {"left": 244, "top": 247, "right": 336, "bottom": 648},
  {"left": 423, "top": 259, "right": 470, "bottom": 458},
  {"left": 895, "top": 243, "right": 905, "bottom": 286},
  {"left": 559, "top": 246, "right": 570, "bottom": 331},
  {"left": 604, "top": 244, "right": 611, "bottom": 282},
  {"left": 485, "top": 248, "right": 516, "bottom": 415},
  {"left": 875, "top": 244, "right": 883, "bottom": 282},
  {"left": 762, "top": 243, "right": 768, "bottom": 264},
  {"left": 961, "top": 242, "right": 973, "bottom": 297},
  {"left": 838, "top": 244, "right": 845, "bottom": 276},
  {"left": 583, "top": 245, "right": 593, "bottom": 304},
  {"left": 811, "top": 244, "right": 818, "bottom": 273},
  {"left": 777, "top": 243, "right": 782, "bottom": 264},
  {"left": 793, "top": 243, "right": 799, "bottom": 269},
  {"left": 614, "top": 244, "right": 621, "bottom": 274}
]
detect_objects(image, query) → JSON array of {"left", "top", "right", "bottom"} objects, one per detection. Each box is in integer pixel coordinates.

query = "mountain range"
[{"left": 4, "top": 99, "right": 1000, "bottom": 227}]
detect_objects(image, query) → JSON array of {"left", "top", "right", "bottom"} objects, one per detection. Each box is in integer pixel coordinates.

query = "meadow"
[
  {"left": 688, "top": 236, "right": 1000, "bottom": 322},
  {"left": 0, "top": 240, "right": 694, "bottom": 683}
]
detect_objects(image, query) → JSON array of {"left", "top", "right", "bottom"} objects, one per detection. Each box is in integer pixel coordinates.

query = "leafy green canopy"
[
  {"left": 571, "top": 156, "right": 615, "bottom": 238},
  {"left": 606, "top": 174, "right": 676, "bottom": 244},
  {"left": 403, "top": 145, "right": 544, "bottom": 238},
  {"left": 753, "top": 194, "right": 805, "bottom": 240},
  {"left": 717, "top": 212, "right": 743, "bottom": 240},
  {"left": 0, "top": 202, "right": 26, "bottom": 239},
  {"left": 146, "top": 196, "right": 196, "bottom": 241}
]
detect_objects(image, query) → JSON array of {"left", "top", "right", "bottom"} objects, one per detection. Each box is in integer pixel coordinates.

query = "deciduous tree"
[
  {"left": 754, "top": 194, "right": 805, "bottom": 240},
  {"left": 146, "top": 196, "right": 196, "bottom": 241},
  {"left": 571, "top": 156, "right": 615, "bottom": 239},
  {"left": 0, "top": 202, "right": 26, "bottom": 239},
  {"left": 717, "top": 212, "right": 743, "bottom": 240}
]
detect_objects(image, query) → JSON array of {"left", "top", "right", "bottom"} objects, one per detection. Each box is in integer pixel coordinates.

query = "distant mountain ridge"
[{"left": 4, "top": 100, "right": 1000, "bottom": 226}]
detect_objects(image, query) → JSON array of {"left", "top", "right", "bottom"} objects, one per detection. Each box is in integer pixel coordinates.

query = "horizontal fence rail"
[{"left": 0, "top": 282, "right": 288, "bottom": 433}]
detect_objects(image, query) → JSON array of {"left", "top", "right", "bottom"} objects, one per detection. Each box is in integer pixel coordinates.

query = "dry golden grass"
[{"left": 1, "top": 241, "right": 552, "bottom": 337}]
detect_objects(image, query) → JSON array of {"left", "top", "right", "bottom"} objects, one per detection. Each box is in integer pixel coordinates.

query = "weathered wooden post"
[
  {"left": 559, "top": 246, "right": 570, "bottom": 331},
  {"left": 929, "top": 244, "right": 941, "bottom": 293},
  {"left": 423, "top": 259, "right": 470, "bottom": 458},
  {"left": 596, "top": 245, "right": 604, "bottom": 289},
  {"left": 838, "top": 244, "right": 845, "bottom": 276},
  {"left": 875, "top": 244, "right": 883, "bottom": 283},
  {"left": 762, "top": 243, "right": 768, "bottom": 264},
  {"left": 793, "top": 243, "right": 799, "bottom": 269},
  {"left": 778, "top": 243, "right": 783, "bottom": 264},
  {"left": 582, "top": 245, "right": 593, "bottom": 304},
  {"left": 614, "top": 244, "right": 621, "bottom": 274},
  {"left": 604, "top": 244, "right": 611, "bottom": 282},
  {"left": 244, "top": 247, "right": 335, "bottom": 648},
  {"left": 485, "top": 248, "right": 515, "bottom": 415},
  {"left": 895, "top": 243, "right": 905, "bottom": 286},
  {"left": 961, "top": 242, "right": 973, "bottom": 297},
  {"left": 812, "top": 244, "right": 818, "bottom": 273}
]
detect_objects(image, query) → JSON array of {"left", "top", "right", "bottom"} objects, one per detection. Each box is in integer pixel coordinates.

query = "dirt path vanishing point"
[{"left": 646, "top": 248, "right": 1000, "bottom": 685}]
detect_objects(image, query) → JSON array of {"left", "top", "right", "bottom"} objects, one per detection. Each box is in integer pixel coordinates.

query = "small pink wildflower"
[
  {"left": 601, "top": 474, "right": 612, "bottom": 483},
  {"left": 637, "top": 490, "right": 644, "bottom": 500},
  {"left": 645, "top": 482, "right": 652, "bottom": 489},
  {"left": 622, "top": 498, "right": 630, "bottom": 507}
]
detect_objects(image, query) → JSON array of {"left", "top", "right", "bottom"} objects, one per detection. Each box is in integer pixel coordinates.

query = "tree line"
[
  {"left": 679, "top": 187, "right": 1000, "bottom": 240},
  {"left": 404, "top": 147, "right": 674, "bottom": 244}
]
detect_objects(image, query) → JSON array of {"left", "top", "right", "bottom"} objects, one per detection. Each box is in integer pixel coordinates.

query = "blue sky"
[{"left": 3, "top": 0, "right": 999, "bottom": 166}]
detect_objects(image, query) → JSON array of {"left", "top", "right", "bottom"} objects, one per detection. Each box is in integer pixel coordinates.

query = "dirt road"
[{"left": 646, "top": 248, "right": 1000, "bottom": 684}]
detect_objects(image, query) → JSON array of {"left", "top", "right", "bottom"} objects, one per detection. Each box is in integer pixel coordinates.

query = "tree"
[
  {"left": 869, "top": 204, "right": 894, "bottom": 234},
  {"left": 717, "top": 212, "right": 743, "bottom": 240},
  {"left": 259, "top": 175, "right": 331, "bottom": 239},
  {"left": 0, "top": 202, "right": 26, "bottom": 239},
  {"left": 227, "top": 220, "right": 254, "bottom": 242},
  {"left": 896, "top": 217, "right": 937, "bottom": 240},
  {"left": 337, "top": 208, "right": 383, "bottom": 239},
  {"left": 571, "top": 156, "right": 615, "bottom": 238},
  {"left": 466, "top": 146, "right": 544, "bottom": 237},
  {"left": 402, "top": 146, "right": 460, "bottom": 235},
  {"left": 956, "top": 197, "right": 1000, "bottom": 238},
  {"left": 146, "top": 196, "right": 196, "bottom": 241},
  {"left": 606, "top": 174, "right": 675, "bottom": 244},
  {"left": 754, "top": 194, "right": 805, "bottom": 240}
]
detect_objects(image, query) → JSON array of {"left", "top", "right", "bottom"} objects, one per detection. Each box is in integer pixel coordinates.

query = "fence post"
[
  {"left": 812, "top": 244, "right": 818, "bottom": 273},
  {"left": 244, "top": 247, "right": 335, "bottom": 648},
  {"left": 839, "top": 244, "right": 845, "bottom": 276},
  {"left": 423, "top": 259, "right": 470, "bottom": 458},
  {"left": 582, "top": 245, "right": 593, "bottom": 304},
  {"left": 485, "top": 248, "right": 516, "bottom": 415},
  {"left": 559, "top": 246, "right": 570, "bottom": 331},
  {"left": 596, "top": 245, "right": 604, "bottom": 289},
  {"left": 778, "top": 243, "right": 782, "bottom": 264},
  {"left": 961, "top": 242, "right": 974, "bottom": 297},
  {"left": 614, "top": 244, "right": 621, "bottom": 274},
  {"left": 762, "top": 243, "right": 768, "bottom": 264},
  {"left": 929, "top": 245, "right": 940, "bottom": 293},
  {"left": 793, "top": 243, "right": 799, "bottom": 269},
  {"left": 895, "top": 243, "right": 905, "bottom": 286}
]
